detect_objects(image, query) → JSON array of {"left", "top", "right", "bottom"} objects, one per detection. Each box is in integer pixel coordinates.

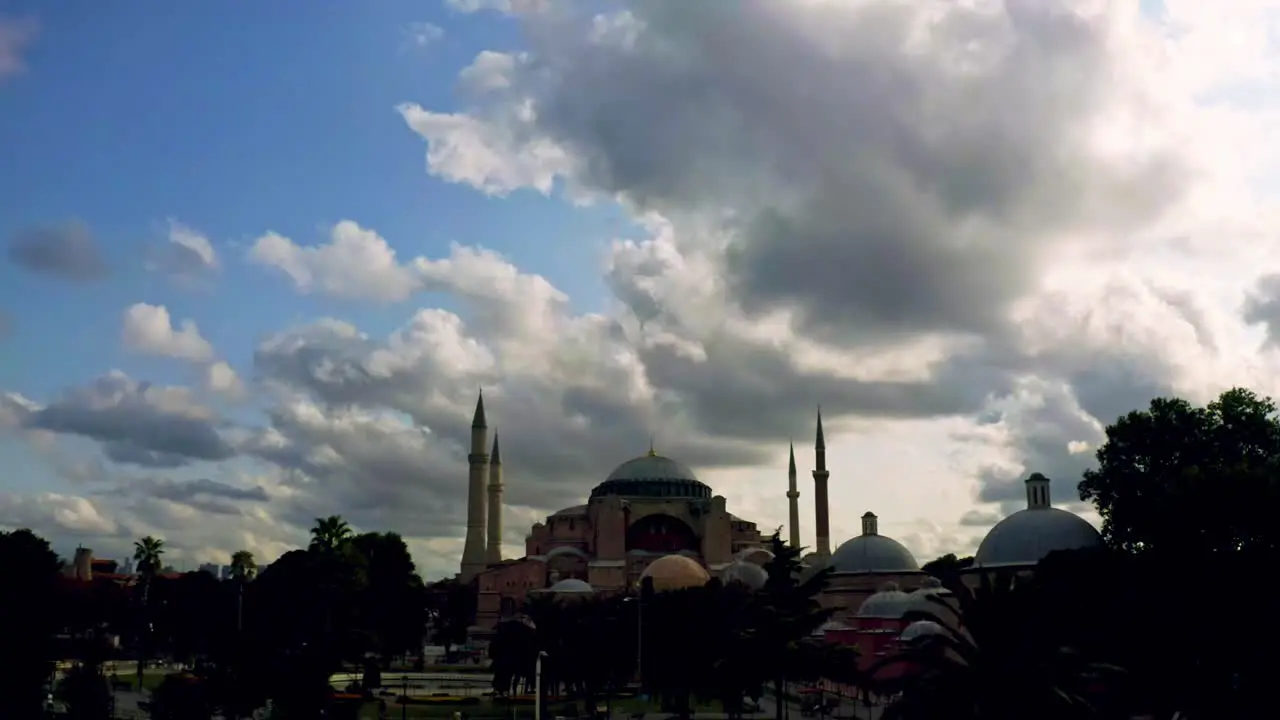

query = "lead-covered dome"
[
  {"left": 721, "top": 559, "right": 769, "bottom": 590},
  {"left": 640, "top": 554, "right": 711, "bottom": 592},
  {"left": 548, "top": 578, "right": 594, "bottom": 594},
  {"left": 829, "top": 512, "right": 919, "bottom": 574},
  {"left": 974, "top": 474, "right": 1102, "bottom": 568},
  {"left": 590, "top": 451, "right": 712, "bottom": 501},
  {"left": 974, "top": 507, "right": 1103, "bottom": 567},
  {"left": 857, "top": 582, "right": 915, "bottom": 619}
]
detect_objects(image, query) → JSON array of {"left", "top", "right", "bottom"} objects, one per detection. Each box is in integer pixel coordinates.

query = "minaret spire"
[
  {"left": 812, "top": 406, "right": 831, "bottom": 561},
  {"left": 786, "top": 440, "right": 801, "bottom": 549},
  {"left": 460, "top": 390, "right": 490, "bottom": 580},
  {"left": 485, "top": 432, "right": 504, "bottom": 565}
]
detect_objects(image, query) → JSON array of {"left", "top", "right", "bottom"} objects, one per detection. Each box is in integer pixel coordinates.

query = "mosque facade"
[{"left": 457, "top": 392, "right": 1104, "bottom": 642}]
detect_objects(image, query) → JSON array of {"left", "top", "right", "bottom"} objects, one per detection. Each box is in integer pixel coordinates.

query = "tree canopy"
[{"left": 1079, "top": 387, "right": 1280, "bottom": 556}]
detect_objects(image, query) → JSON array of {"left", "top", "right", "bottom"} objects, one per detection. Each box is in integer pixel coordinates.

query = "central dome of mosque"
[{"left": 590, "top": 451, "right": 712, "bottom": 501}]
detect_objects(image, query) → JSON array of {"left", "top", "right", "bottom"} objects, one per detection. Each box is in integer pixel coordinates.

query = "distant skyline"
[{"left": 4, "top": 0, "right": 1280, "bottom": 579}]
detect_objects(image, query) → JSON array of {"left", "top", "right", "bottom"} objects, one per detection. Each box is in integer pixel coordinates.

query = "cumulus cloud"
[
  {"left": 121, "top": 303, "right": 216, "bottom": 363},
  {"left": 7, "top": 221, "right": 107, "bottom": 281},
  {"left": 147, "top": 219, "right": 219, "bottom": 284},
  {"left": 8, "top": 0, "right": 1280, "bottom": 575}
]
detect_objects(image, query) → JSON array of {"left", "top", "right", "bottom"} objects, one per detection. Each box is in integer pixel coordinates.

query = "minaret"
[
  {"left": 812, "top": 407, "right": 832, "bottom": 561},
  {"left": 786, "top": 442, "right": 801, "bottom": 549},
  {"left": 460, "top": 391, "right": 490, "bottom": 581},
  {"left": 485, "top": 433, "right": 504, "bottom": 566}
]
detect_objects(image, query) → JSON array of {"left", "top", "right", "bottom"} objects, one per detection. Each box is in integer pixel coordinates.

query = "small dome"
[
  {"left": 974, "top": 507, "right": 1103, "bottom": 568},
  {"left": 735, "top": 547, "right": 774, "bottom": 565},
  {"left": 905, "top": 577, "right": 954, "bottom": 617},
  {"left": 829, "top": 534, "right": 920, "bottom": 574},
  {"left": 548, "top": 578, "right": 594, "bottom": 594},
  {"left": 640, "top": 554, "right": 710, "bottom": 592},
  {"left": 590, "top": 453, "right": 712, "bottom": 501},
  {"left": 857, "top": 582, "right": 915, "bottom": 619},
  {"left": 720, "top": 560, "right": 768, "bottom": 590},
  {"left": 900, "top": 620, "right": 947, "bottom": 643},
  {"left": 812, "top": 619, "right": 852, "bottom": 637}
]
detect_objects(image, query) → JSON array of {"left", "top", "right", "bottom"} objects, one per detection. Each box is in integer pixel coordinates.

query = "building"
[
  {"left": 459, "top": 390, "right": 773, "bottom": 633},
  {"left": 198, "top": 563, "right": 223, "bottom": 577}
]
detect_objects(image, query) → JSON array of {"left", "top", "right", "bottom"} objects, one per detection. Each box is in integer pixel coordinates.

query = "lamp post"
[
  {"left": 622, "top": 594, "right": 645, "bottom": 688},
  {"left": 535, "top": 651, "right": 548, "bottom": 720}
]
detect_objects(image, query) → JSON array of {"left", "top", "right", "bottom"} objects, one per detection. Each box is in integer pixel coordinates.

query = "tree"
[
  {"left": 229, "top": 549, "right": 257, "bottom": 581},
  {"left": 132, "top": 535, "right": 166, "bottom": 689},
  {"left": 427, "top": 578, "right": 477, "bottom": 654},
  {"left": 309, "top": 515, "right": 353, "bottom": 555},
  {"left": 754, "top": 532, "right": 835, "bottom": 720},
  {"left": 868, "top": 572, "right": 1115, "bottom": 720},
  {"left": 920, "top": 553, "right": 973, "bottom": 590},
  {"left": 0, "top": 529, "right": 62, "bottom": 718},
  {"left": 1079, "top": 388, "right": 1280, "bottom": 557},
  {"left": 350, "top": 532, "right": 426, "bottom": 663}
]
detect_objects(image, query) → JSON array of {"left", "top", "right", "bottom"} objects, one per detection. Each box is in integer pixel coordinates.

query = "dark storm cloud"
[{"left": 7, "top": 222, "right": 108, "bottom": 281}]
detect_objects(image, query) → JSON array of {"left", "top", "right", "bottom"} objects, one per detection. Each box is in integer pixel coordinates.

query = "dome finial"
[{"left": 648, "top": 434, "right": 656, "bottom": 457}]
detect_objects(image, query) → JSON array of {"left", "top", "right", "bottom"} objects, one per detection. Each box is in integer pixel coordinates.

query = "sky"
[{"left": 4, "top": 0, "right": 1280, "bottom": 580}]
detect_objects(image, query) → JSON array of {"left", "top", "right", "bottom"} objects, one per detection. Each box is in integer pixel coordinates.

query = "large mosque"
[{"left": 457, "top": 392, "right": 1103, "bottom": 638}]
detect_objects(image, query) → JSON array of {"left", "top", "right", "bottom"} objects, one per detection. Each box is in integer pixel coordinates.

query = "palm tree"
[
  {"left": 132, "top": 536, "right": 165, "bottom": 690},
  {"left": 309, "top": 515, "right": 353, "bottom": 555},
  {"left": 229, "top": 550, "right": 256, "bottom": 635}
]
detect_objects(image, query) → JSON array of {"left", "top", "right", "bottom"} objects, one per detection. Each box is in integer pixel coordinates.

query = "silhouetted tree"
[
  {"left": 132, "top": 535, "right": 165, "bottom": 688},
  {"left": 920, "top": 553, "right": 973, "bottom": 590},
  {"left": 0, "top": 528, "right": 62, "bottom": 718},
  {"left": 1080, "top": 387, "right": 1280, "bottom": 556}
]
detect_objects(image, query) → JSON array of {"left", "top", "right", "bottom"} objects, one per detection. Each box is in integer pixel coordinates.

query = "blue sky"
[{"left": 0, "top": 1, "right": 626, "bottom": 502}]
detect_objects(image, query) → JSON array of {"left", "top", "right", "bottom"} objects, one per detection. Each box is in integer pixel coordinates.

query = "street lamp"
[
  {"left": 534, "top": 651, "right": 548, "bottom": 720},
  {"left": 622, "top": 593, "right": 644, "bottom": 687}
]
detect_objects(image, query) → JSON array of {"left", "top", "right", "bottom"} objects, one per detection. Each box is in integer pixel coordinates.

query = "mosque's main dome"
[
  {"left": 590, "top": 451, "right": 712, "bottom": 501},
  {"left": 974, "top": 507, "right": 1103, "bottom": 568}
]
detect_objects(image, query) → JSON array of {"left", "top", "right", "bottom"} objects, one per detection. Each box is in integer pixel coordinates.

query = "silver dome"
[
  {"left": 547, "top": 578, "right": 594, "bottom": 593},
  {"left": 857, "top": 583, "right": 915, "bottom": 619},
  {"left": 829, "top": 534, "right": 920, "bottom": 574},
  {"left": 974, "top": 507, "right": 1102, "bottom": 568},
  {"left": 905, "top": 577, "right": 954, "bottom": 617},
  {"left": 720, "top": 559, "right": 768, "bottom": 590},
  {"left": 900, "top": 620, "right": 947, "bottom": 643}
]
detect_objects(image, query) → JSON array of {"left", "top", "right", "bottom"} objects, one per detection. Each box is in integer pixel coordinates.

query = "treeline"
[{"left": 0, "top": 515, "right": 470, "bottom": 719}]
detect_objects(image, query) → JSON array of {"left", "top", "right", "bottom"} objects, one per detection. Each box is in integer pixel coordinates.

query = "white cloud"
[
  {"left": 11, "top": 0, "right": 1280, "bottom": 578},
  {"left": 121, "top": 303, "right": 215, "bottom": 363}
]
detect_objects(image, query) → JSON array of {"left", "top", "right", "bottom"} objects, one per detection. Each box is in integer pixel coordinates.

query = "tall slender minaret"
[
  {"left": 485, "top": 433, "right": 504, "bottom": 566},
  {"left": 787, "top": 441, "right": 801, "bottom": 549},
  {"left": 812, "top": 407, "right": 832, "bottom": 561},
  {"left": 460, "top": 391, "right": 490, "bottom": 581}
]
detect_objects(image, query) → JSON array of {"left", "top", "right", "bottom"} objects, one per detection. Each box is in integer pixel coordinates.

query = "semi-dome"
[
  {"left": 590, "top": 450, "right": 712, "bottom": 501},
  {"left": 974, "top": 474, "right": 1103, "bottom": 568},
  {"left": 547, "top": 578, "right": 594, "bottom": 594},
  {"left": 640, "top": 554, "right": 711, "bottom": 592},
  {"left": 720, "top": 559, "right": 768, "bottom": 590},
  {"left": 828, "top": 512, "right": 920, "bottom": 574},
  {"left": 857, "top": 582, "right": 915, "bottom": 619}
]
